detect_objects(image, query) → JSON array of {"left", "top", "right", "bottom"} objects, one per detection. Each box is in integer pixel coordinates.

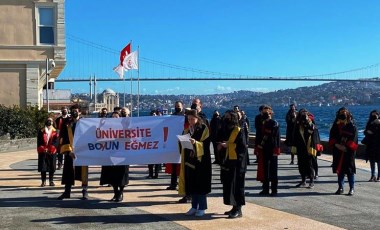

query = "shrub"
[{"left": 0, "top": 105, "right": 49, "bottom": 139}]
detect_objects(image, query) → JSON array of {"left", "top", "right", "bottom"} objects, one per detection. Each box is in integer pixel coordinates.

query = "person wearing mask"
[
  {"left": 166, "top": 101, "right": 184, "bottom": 190},
  {"left": 218, "top": 110, "right": 247, "bottom": 218},
  {"left": 256, "top": 105, "right": 281, "bottom": 196},
  {"left": 179, "top": 109, "right": 211, "bottom": 217},
  {"left": 57, "top": 104, "right": 89, "bottom": 200},
  {"left": 100, "top": 112, "right": 130, "bottom": 202},
  {"left": 329, "top": 107, "right": 358, "bottom": 196},
  {"left": 291, "top": 109, "right": 320, "bottom": 189},
  {"left": 55, "top": 106, "right": 69, "bottom": 170},
  {"left": 99, "top": 108, "right": 108, "bottom": 118},
  {"left": 37, "top": 117, "right": 58, "bottom": 187},
  {"left": 285, "top": 104, "right": 297, "bottom": 165},
  {"left": 362, "top": 110, "right": 380, "bottom": 182},
  {"left": 121, "top": 107, "right": 130, "bottom": 117},
  {"left": 210, "top": 110, "right": 222, "bottom": 164},
  {"left": 191, "top": 98, "right": 209, "bottom": 127}
]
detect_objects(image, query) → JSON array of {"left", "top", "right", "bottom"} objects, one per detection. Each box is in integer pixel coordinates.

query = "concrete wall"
[{"left": 0, "top": 138, "right": 36, "bottom": 153}]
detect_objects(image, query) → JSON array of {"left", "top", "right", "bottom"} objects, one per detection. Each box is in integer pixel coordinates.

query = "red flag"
[{"left": 120, "top": 43, "right": 131, "bottom": 66}]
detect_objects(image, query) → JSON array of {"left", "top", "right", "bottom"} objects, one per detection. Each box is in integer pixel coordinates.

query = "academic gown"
[
  {"left": 221, "top": 127, "right": 247, "bottom": 206},
  {"left": 329, "top": 121, "right": 358, "bottom": 175}
]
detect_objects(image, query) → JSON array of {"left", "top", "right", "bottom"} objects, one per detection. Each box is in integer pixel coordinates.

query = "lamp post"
[{"left": 46, "top": 58, "right": 55, "bottom": 112}]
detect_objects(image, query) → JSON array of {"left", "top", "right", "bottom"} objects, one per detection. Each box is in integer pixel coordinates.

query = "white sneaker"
[
  {"left": 185, "top": 208, "right": 197, "bottom": 216},
  {"left": 195, "top": 209, "right": 205, "bottom": 217}
]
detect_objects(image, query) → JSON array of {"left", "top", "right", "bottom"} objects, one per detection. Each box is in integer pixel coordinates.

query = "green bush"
[{"left": 0, "top": 105, "right": 49, "bottom": 139}]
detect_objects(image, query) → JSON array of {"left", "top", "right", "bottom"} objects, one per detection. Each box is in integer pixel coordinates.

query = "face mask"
[
  {"left": 190, "top": 104, "right": 197, "bottom": 110},
  {"left": 262, "top": 112, "right": 270, "bottom": 120},
  {"left": 338, "top": 114, "right": 346, "bottom": 120},
  {"left": 175, "top": 108, "right": 182, "bottom": 113},
  {"left": 46, "top": 121, "right": 52, "bottom": 126},
  {"left": 62, "top": 111, "right": 67, "bottom": 116},
  {"left": 71, "top": 111, "right": 79, "bottom": 118}
]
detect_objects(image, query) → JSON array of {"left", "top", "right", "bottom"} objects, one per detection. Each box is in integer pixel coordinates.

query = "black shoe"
[
  {"left": 166, "top": 186, "right": 176, "bottom": 190},
  {"left": 228, "top": 210, "right": 242, "bottom": 219},
  {"left": 57, "top": 192, "right": 70, "bottom": 200},
  {"left": 178, "top": 196, "right": 191, "bottom": 203},
  {"left": 224, "top": 207, "right": 235, "bottom": 215},
  {"left": 377, "top": 177, "right": 380, "bottom": 182},
  {"left": 81, "top": 190, "right": 89, "bottom": 200},
  {"left": 308, "top": 183, "right": 314, "bottom": 189},
  {"left": 110, "top": 194, "right": 117, "bottom": 201},
  {"left": 57, "top": 163, "right": 62, "bottom": 170},
  {"left": 146, "top": 175, "right": 153, "bottom": 179},
  {"left": 153, "top": 175, "right": 158, "bottom": 179},
  {"left": 40, "top": 181, "right": 46, "bottom": 187},
  {"left": 253, "top": 160, "right": 258, "bottom": 163},
  {"left": 290, "top": 161, "right": 294, "bottom": 165},
  {"left": 115, "top": 192, "right": 123, "bottom": 202},
  {"left": 369, "top": 176, "right": 376, "bottom": 182},
  {"left": 347, "top": 188, "right": 354, "bottom": 196},
  {"left": 335, "top": 188, "right": 344, "bottom": 195},
  {"left": 295, "top": 182, "right": 306, "bottom": 188},
  {"left": 49, "top": 181, "right": 55, "bottom": 186},
  {"left": 259, "top": 190, "right": 269, "bottom": 195},
  {"left": 270, "top": 191, "right": 278, "bottom": 196}
]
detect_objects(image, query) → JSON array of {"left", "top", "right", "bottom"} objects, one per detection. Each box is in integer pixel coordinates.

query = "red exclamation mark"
[{"left": 163, "top": 127, "right": 168, "bottom": 148}]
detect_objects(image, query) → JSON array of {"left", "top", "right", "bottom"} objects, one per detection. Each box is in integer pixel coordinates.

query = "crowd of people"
[{"left": 36, "top": 99, "right": 380, "bottom": 219}]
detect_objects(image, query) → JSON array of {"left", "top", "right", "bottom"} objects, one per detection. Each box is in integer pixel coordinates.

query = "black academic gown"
[{"left": 221, "top": 127, "right": 247, "bottom": 206}]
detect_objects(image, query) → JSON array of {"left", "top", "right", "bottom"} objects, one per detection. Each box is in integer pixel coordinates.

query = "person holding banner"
[
  {"left": 179, "top": 109, "right": 211, "bottom": 217},
  {"left": 218, "top": 110, "right": 247, "bottom": 219},
  {"left": 100, "top": 112, "right": 129, "bottom": 202},
  {"left": 57, "top": 104, "right": 89, "bottom": 200},
  {"left": 329, "top": 107, "right": 358, "bottom": 196},
  {"left": 166, "top": 101, "right": 185, "bottom": 190}
]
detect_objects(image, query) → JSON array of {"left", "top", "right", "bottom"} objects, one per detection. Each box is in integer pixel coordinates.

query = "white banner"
[{"left": 73, "top": 116, "right": 184, "bottom": 166}]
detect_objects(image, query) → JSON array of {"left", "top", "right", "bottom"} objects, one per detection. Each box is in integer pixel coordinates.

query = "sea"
[{"left": 134, "top": 105, "right": 380, "bottom": 141}]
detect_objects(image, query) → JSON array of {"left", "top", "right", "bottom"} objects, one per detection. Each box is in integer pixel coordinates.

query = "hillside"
[{"left": 72, "top": 81, "right": 380, "bottom": 110}]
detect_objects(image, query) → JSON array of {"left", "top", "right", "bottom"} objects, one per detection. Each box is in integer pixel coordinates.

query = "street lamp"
[{"left": 46, "top": 58, "right": 55, "bottom": 112}]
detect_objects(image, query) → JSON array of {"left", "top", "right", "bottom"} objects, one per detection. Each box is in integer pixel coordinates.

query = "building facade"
[{"left": 0, "top": 0, "right": 66, "bottom": 108}]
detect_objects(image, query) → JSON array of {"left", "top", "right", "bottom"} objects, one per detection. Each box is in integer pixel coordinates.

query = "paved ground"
[{"left": 0, "top": 149, "right": 379, "bottom": 230}]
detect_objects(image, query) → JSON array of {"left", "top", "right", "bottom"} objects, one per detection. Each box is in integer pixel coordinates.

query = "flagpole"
[
  {"left": 130, "top": 70, "right": 133, "bottom": 117},
  {"left": 123, "top": 75, "right": 126, "bottom": 107},
  {"left": 137, "top": 46, "right": 140, "bottom": 117},
  {"left": 129, "top": 40, "right": 133, "bottom": 117}
]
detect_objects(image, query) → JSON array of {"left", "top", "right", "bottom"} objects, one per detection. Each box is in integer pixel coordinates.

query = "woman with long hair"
[
  {"left": 329, "top": 107, "right": 358, "bottom": 196},
  {"left": 179, "top": 109, "right": 211, "bottom": 217},
  {"left": 218, "top": 110, "right": 247, "bottom": 218},
  {"left": 362, "top": 110, "right": 380, "bottom": 182}
]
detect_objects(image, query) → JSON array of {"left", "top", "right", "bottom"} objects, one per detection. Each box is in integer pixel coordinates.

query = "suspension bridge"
[{"left": 57, "top": 34, "right": 380, "bottom": 84}]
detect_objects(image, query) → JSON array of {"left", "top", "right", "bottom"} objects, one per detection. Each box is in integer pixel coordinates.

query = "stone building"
[{"left": 0, "top": 0, "right": 66, "bottom": 108}]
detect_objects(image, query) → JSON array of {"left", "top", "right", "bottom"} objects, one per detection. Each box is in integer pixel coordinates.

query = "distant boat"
[{"left": 319, "top": 102, "right": 322, "bottom": 107}]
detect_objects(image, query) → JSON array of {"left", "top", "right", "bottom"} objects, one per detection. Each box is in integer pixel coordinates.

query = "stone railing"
[{"left": 248, "top": 134, "right": 366, "bottom": 158}]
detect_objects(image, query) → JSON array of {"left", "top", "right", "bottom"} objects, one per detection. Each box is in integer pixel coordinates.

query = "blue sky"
[{"left": 57, "top": 0, "right": 380, "bottom": 95}]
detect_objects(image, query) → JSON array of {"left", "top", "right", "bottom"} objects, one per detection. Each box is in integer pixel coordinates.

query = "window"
[{"left": 39, "top": 7, "right": 55, "bottom": 44}]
